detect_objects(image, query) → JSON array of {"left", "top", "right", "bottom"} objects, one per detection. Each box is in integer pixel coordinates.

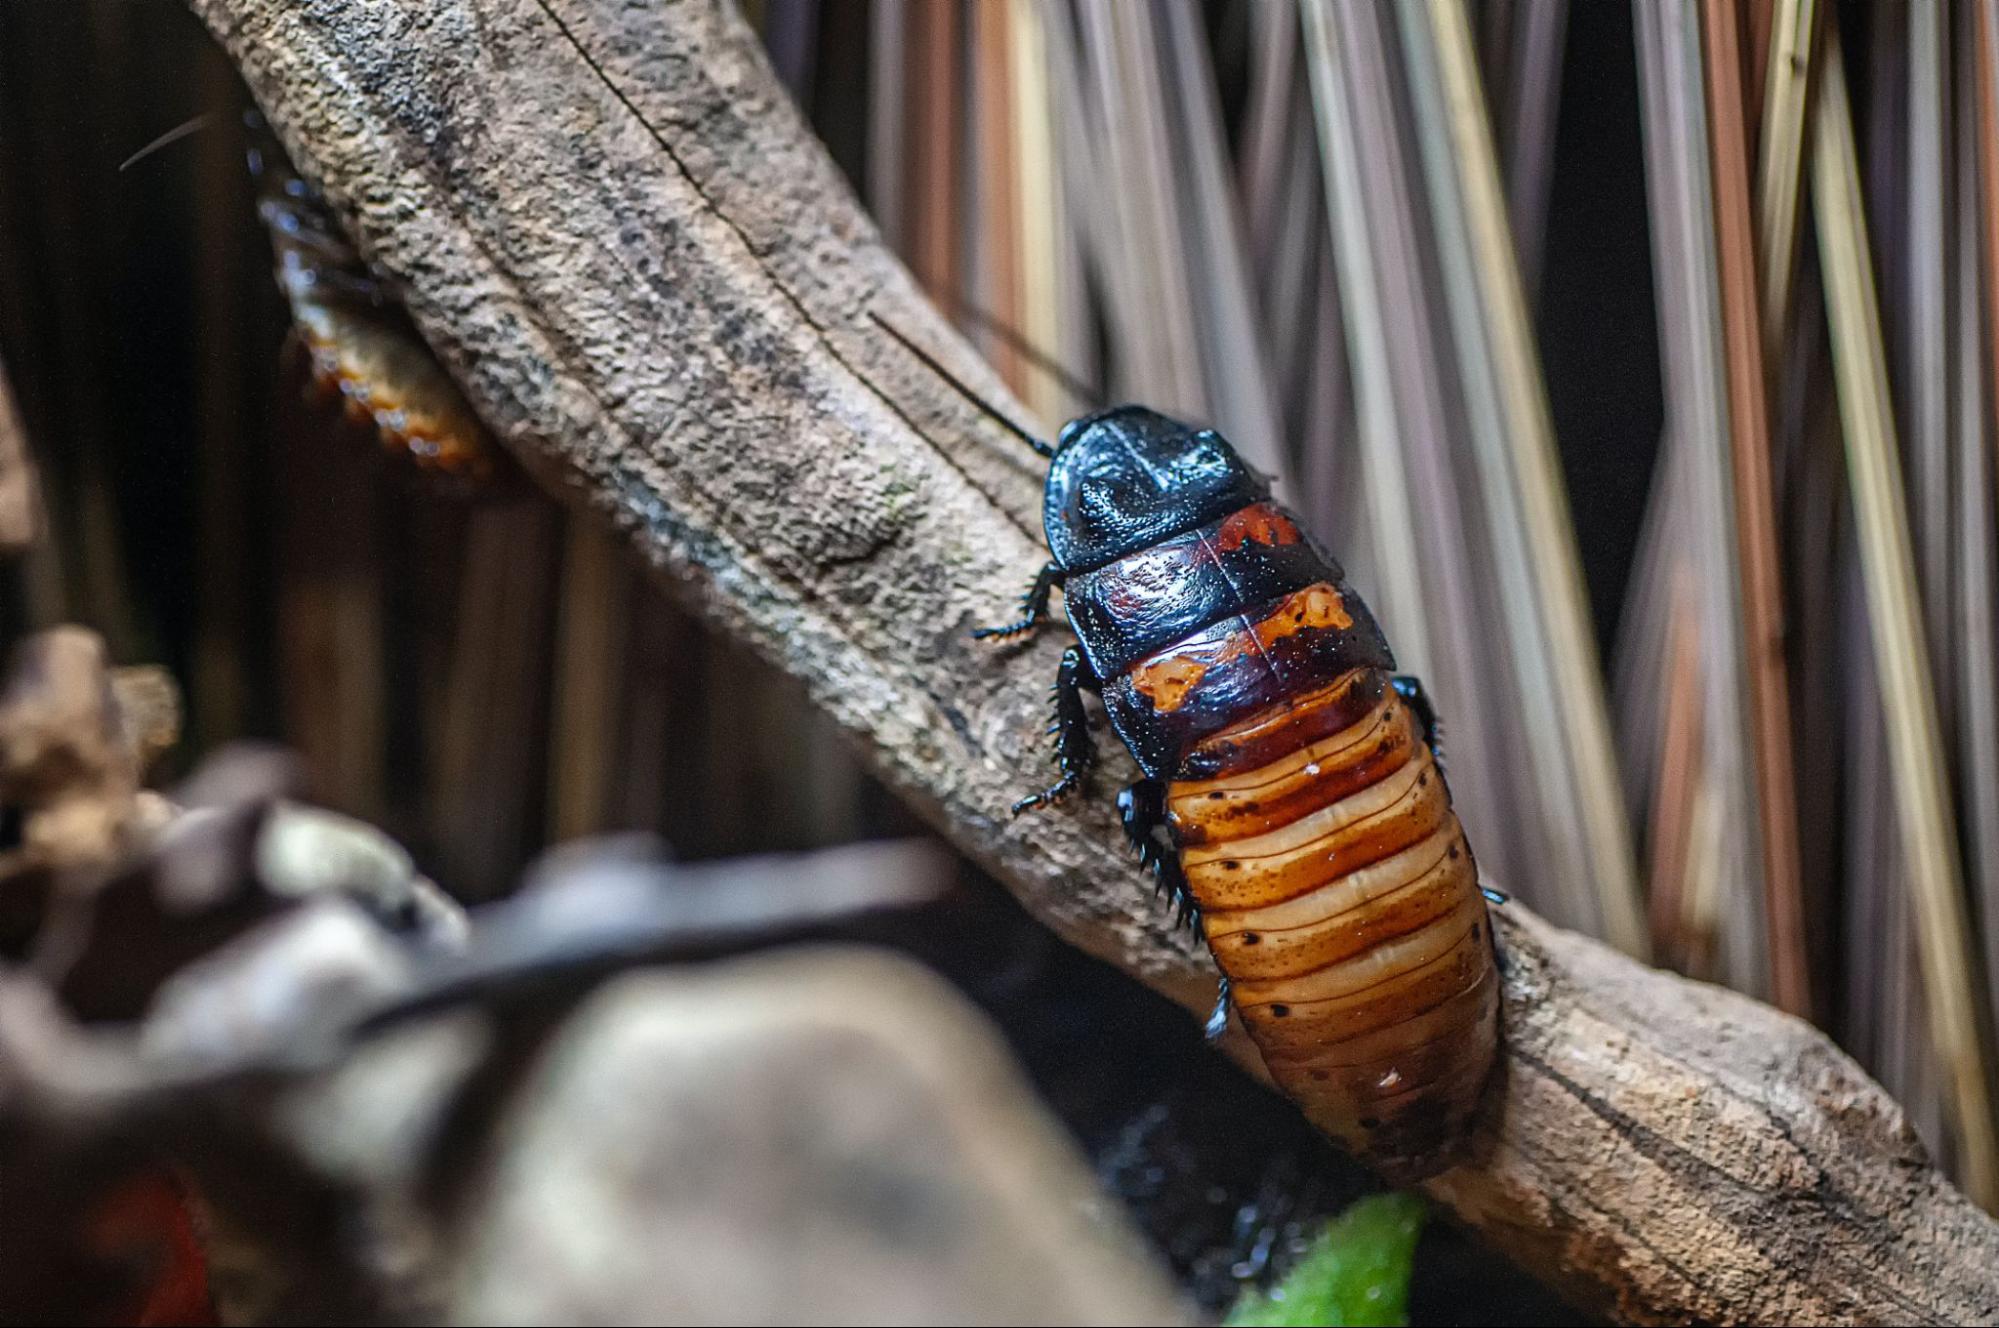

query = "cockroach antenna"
[
  {"left": 917, "top": 286, "right": 1103, "bottom": 411},
  {"left": 869, "top": 312, "right": 1057, "bottom": 459},
  {"left": 118, "top": 113, "right": 215, "bottom": 172}
]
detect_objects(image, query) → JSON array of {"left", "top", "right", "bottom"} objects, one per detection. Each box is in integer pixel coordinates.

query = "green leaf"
[{"left": 1223, "top": 1191, "right": 1427, "bottom": 1328}]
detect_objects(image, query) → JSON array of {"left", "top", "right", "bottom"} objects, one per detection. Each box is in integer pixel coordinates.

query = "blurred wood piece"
[
  {"left": 0, "top": 628, "right": 170, "bottom": 875},
  {"left": 0, "top": 350, "right": 42, "bottom": 555},
  {"left": 187, "top": 0, "right": 1999, "bottom": 1317}
]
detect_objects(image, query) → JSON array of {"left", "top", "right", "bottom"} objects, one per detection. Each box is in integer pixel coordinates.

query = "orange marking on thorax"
[
  {"left": 1259, "top": 583, "right": 1352, "bottom": 636},
  {"left": 1127, "top": 583, "right": 1353, "bottom": 712},
  {"left": 1213, "top": 502, "right": 1303, "bottom": 552}
]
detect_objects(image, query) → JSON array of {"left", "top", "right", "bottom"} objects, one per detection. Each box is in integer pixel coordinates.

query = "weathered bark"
[{"left": 184, "top": 1, "right": 1999, "bottom": 1322}]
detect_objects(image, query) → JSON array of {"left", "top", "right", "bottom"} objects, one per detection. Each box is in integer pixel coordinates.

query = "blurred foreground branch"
[
  {"left": 0, "top": 350, "right": 41, "bottom": 555},
  {"left": 184, "top": 1, "right": 1999, "bottom": 1321},
  {"left": 0, "top": 627, "right": 1176, "bottom": 1322}
]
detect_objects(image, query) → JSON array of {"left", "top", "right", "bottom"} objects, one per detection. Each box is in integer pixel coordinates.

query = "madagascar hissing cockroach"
[
  {"left": 879, "top": 318, "right": 1501, "bottom": 1181},
  {"left": 245, "top": 112, "right": 494, "bottom": 479}
]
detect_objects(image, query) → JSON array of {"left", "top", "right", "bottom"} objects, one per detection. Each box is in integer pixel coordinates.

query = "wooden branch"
[{"left": 185, "top": 1, "right": 1999, "bottom": 1321}]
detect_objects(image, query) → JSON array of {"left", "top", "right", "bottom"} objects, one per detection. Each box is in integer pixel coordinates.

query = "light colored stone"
[{"left": 452, "top": 949, "right": 1188, "bottom": 1326}]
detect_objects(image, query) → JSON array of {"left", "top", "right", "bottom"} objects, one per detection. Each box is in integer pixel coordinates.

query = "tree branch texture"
[{"left": 185, "top": 1, "right": 1999, "bottom": 1321}]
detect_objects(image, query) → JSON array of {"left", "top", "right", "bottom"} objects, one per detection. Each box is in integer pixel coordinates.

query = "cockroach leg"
[
  {"left": 1203, "top": 972, "right": 1233, "bottom": 1042},
  {"left": 1011, "top": 645, "right": 1096, "bottom": 815},
  {"left": 1392, "top": 673, "right": 1447, "bottom": 775},
  {"left": 1116, "top": 778, "right": 1198, "bottom": 932},
  {"left": 972, "top": 560, "right": 1064, "bottom": 640}
]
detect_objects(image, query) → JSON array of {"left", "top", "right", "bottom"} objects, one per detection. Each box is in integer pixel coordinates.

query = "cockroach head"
[{"left": 1043, "top": 406, "right": 1269, "bottom": 571}]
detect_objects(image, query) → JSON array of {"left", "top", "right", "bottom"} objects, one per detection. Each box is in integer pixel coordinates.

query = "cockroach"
[
  {"left": 880, "top": 318, "right": 1500, "bottom": 1181},
  {"left": 245, "top": 112, "right": 495, "bottom": 479}
]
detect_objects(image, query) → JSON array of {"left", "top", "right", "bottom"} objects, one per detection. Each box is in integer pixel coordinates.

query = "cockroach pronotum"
[
  {"left": 245, "top": 112, "right": 494, "bottom": 479},
  {"left": 880, "top": 317, "right": 1501, "bottom": 1181}
]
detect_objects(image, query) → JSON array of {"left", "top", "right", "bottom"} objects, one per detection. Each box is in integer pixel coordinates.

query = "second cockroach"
[{"left": 246, "top": 111, "right": 495, "bottom": 479}]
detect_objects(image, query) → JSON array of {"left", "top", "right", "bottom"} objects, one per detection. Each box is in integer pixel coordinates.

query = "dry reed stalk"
[
  {"left": 428, "top": 499, "right": 558, "bottom": 899},
  {"left": 1073, "top": 0, "right": 1205, "bottom": 416},
  {"left": 1682, "top": 754, "right": 1731, "bottom": 978},
  {"left": 1297, "top": 0, "right": 1434, "bottom": 673},
  {"left": 1609, "top": 438, "right": 1677, "bottom": 830},
  {"left": 1325, "top": 0, "right": 1522, "bottom": 898},
  {"left": 1493, "top": 0, "right": 1568, "bottom": 301},
  {"left": 970, "top": 0, "right": 1025, "bottom": 397},
  {"left": 1421, "top": 0, "right": 1646, "bottom": 956},
  {"left": 1813, "top": 25, "right": 1999, "bottom": 1206},
  {"left": 906, "top": 0, "right": 961, "bottom": 314},
  {"left": 1238, "top": 3, "right": 1315, "bottom": 450},
  {"left": 1843, "top": 591, "right": 1888, "bottom": 1069},
  {"left": 866, "top": 0, "right": 907, "bottom": 255},
  {"left": 1756, "top": 0, "right": 1817, "bottom": 369},
  {"left": 1962, "top": 0, "right": 1999, "bottom": 1055},
  {"left": 1393, "top": 0, "right": 1628, "bottom": 947},
  {"left": 1271, "top": 109, "right": 1331, "bottom": 452},
  {"left": 1003, "top": 0, "right": 1079, "bottom": 429},
  {"left": 1239, "top": 0, "right": 1301, "bottom": 254},
  {"left": 1907, "top": 0, "right": 1955, "bottom": 722},
  {"left": 1647, "top": 571, "right": 1704, "bottom": 968},
  {"left": 547, "top": 518, "right": 632, "bottom": 842},
  {"left": 1621, "top": 0, "right": 1697, "bottom": 889},
  {"left": 1026, "top": 1, "right": 1103, "bottom": 421},
  {"left": 1703, "top": 0, "right": 1811, "bottom": 1016},
  {"left": 1906, "top": 18, "right": 1994, "bottom": 1155},
  {"left": 1778, "top": 302, "right": 1848, "bottom": 1014},
  {"left": 1296, "top": 231, "right": 1351, "bottom": 536},
  {"left": 1648, "top": 0, "right": 1780, "bottom": 993},
  {"left": 1157, "top": 0, "right": 1284, "bottom": 475},
  {"left": 1242, "top": 5, "right": 1341, "bottom": 504},
  {"left": 1746, "top": 0, "right": 1776, "bottom": 131},
  {"left": 1304, "top": 9, "right": 1505, "bottom": 901},
  {"left": 273, "top": 377, "right": 387, "bottom": 825},
  {"left": 1983, "top": 1, "right": 1999, "bottom": 412}
]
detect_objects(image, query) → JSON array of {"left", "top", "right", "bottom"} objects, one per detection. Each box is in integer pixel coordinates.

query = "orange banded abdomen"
[{"left": 1168, "top": 666, "right": 1498, "bottom": 1180}]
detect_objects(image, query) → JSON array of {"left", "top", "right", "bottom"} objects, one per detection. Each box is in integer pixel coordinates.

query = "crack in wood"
[{"left": 525, "top": 0, "right": 1045, "bottom": 549}]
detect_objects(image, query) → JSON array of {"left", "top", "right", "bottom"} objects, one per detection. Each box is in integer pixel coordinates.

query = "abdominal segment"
[{"left": 1168, "top": 666, "right": 1498, "bottom": 1180}]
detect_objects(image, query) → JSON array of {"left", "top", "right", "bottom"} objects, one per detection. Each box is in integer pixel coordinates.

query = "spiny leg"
[
  {"left": 1011, "top": 645, "right": 1095, "bottom": 814},
  {"left": 973, "top": 560, "right": 1064, "bottom": 640},
  {"left": 1391, "top": 673, "right": 1445, "bottom": 772},
  {"left": 1117, "top": 779, "right": 1200, "bottom": 933},
  {"left": 1203, "top": 974, "right": 1233, "bottom": 1042},
  {"left": 1393, "top": 675, "right": 1507, "bottom": 907}
]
